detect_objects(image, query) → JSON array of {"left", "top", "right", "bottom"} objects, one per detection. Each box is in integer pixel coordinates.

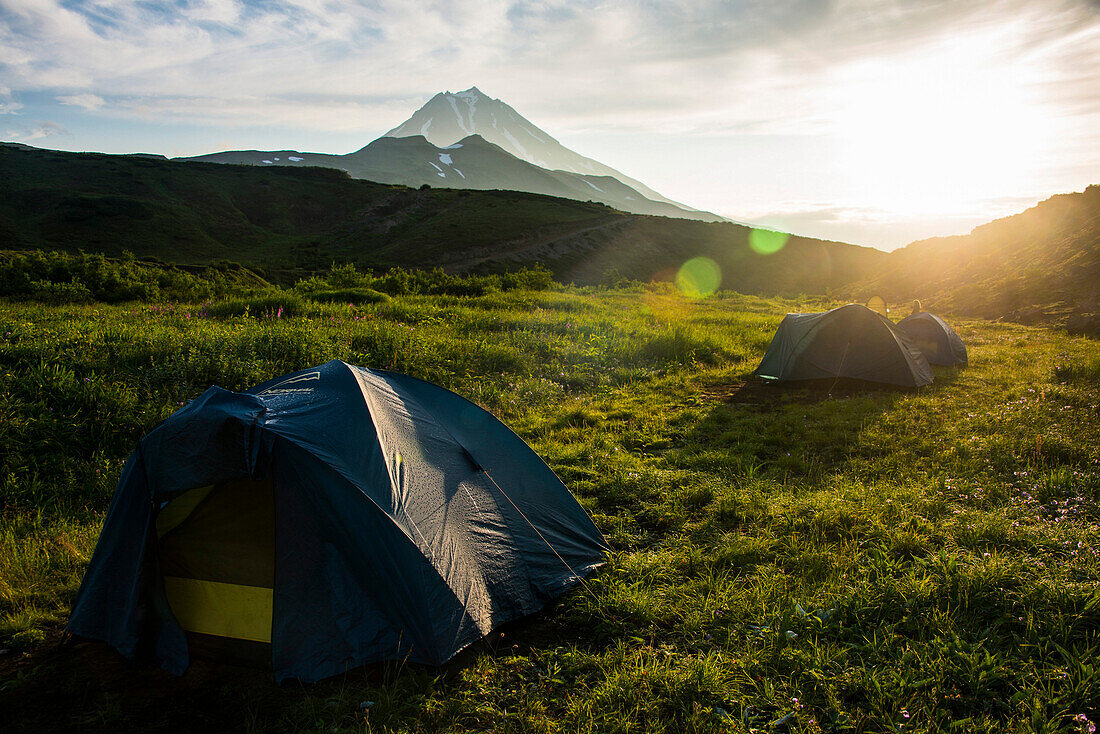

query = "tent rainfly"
[
  {"left": 897, "top": 312, "right": 968, "bottom": 367},
  {"left": 755, "top": 304, "right": 934, "bottom": 387},
  {"left": 68, "top": 360, "right": 608, "bottom": 682}
]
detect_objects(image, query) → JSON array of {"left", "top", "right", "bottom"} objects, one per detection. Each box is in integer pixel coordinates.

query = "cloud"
[
  {"left": 742, "top": 190, "right": 1065, "bottom": 248},
  {"left": 104, "top": 93, "right": 416, "bottom": 135},
  {"left": 4, "top": 119, "right": 69, "bottom": 142},
  {"left": 181, "top": 0, "right": 242, "bottom": 27},
  {"left": 0, "top": 0, "right": 1095, "bottom": 248},
  {"left": 0, "top": 84, "right": 20, "bottom": 114},
  {"left": 0, "top": 0, "right": 1094, "bottom": 138},
  {"left": 58, "top": 92, "right": 105, "bottom": 110}
]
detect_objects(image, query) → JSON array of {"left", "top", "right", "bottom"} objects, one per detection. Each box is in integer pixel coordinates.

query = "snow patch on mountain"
[
  {"left": 288, "top": 156, "right": 303, "bottom": 161},
  {"left": 447, "top": 96, "right": 471, "bottom": 135},
  {"left": 373, "top": 86, "right": 719, "bottom": 219},
  {"left": 502, "top": 128, "right": 528, "bottom": 161},
  {"left": 438, "top": 153, "right": 452, "bottom": 165},
  {"left": 584, "top": 179, "right": 603, "bottom": 192},
  {"left": 429, "top": 161, "right": 443, "bottom": 172},
  {"left": 455, "top": 89, "right": 477, "bottom": 131}
]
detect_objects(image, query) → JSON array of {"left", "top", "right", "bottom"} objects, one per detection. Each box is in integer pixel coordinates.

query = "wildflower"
[
  {"left": 792, "top": 697, "right": 802, "bottom": 711},
  {"left": 901, "top": 709, "right": 910, "bottom": 719}
]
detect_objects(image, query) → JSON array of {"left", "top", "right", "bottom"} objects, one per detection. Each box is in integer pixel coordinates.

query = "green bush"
[
  {"left": 207, "top": 291, "right": 305, "bottom": 319},
  {"left": 9, "top": 628, "right": 47, "bottom": 649},
  {"left": 29, "top": 278, "right": 93, "bottom": 305},
  {"left": 619, "top": 325, "right": 725, "bottom": 366},
  {"left": 325, "top": 263, "right": 373, "bottom": 289},
  {"left": 501, "top": 266, "right": 552, "bottom": 291},
  {"left": 1054, "top": 354, "right": 1100, "bottom": 386},
  {"left": 292, "top": 275, "right": 331, "bottom": 293},
  {"left": 0, "top": 250, "right": 264, "bottom": 303},
  {"left": 291, "top": 263, "right": 553, "bottom": 298},
  {"left": 303, "top": 288, "right": 390, "bottom": 305}
]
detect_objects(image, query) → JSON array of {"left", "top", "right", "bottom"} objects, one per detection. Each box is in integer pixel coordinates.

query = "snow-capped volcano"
[
  {"left": 182, "top": 87, "right": 725, "bottom": 223},
  {"left": 384, "top": 87, "right": 694, "bottom": 212},
  {"left": 386, "top": 87, "right": 566, "bottom": 170}
]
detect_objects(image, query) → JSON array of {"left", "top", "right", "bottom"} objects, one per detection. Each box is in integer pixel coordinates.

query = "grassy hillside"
[
  {"left": 0, "top": 144, "right": 614, "bottom": 279},
  {"left": 847, "top": 186, "right": 1100, "bottom": 323},
  {"left": 2, "top": 285, "right": 1099, "bottom": 732},
  {"left": 183, "top": 134, "right": 724, "bottom": 222},
  {"left": 0, "top": 145, "right": 885, "bottom": 293}
]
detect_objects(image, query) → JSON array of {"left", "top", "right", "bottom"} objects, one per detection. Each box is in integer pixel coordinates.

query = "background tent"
[
  {"left": 897, "top": 312, "right": 968, "bottom": 366},
  {"left": 755, "top": 304, "right": 934, "bottom": 387},
  {"left": 68, "top": 360, "right": 608, "bottom": 682}
]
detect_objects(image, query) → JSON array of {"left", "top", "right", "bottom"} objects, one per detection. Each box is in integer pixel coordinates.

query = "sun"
[{"left": 831, "top": 33, "right": 1054, "bottom": 216}]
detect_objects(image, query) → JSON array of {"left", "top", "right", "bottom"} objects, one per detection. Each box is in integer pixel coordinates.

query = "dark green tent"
[
  {"left": 68, "top": 360, "right": 607, "bottom": 682},
  {"left": 897, "top": 312, "right": 968, "bottom": 366},
  {"left": 755, "top": 304, "right": 934, "bottom": 387}
]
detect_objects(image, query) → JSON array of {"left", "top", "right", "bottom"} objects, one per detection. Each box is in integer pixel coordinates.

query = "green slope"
[
  {"left": 0, "top": 144, "right": 886, "bottom": 293},
  {"left": 182, "top": 134, "right": 727, "bottom": 222},
  {"left": 0, "top": 145, "right": 615, "bottom": 276},
  {"left": 846, "top": 186, "right": 1100, "bottom": 321}
]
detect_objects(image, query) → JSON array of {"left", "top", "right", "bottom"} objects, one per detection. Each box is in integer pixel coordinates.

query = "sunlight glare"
[
  {"left": 749, "top": 228, "right": 790, "bottom": 255},
  {"left": 831, "top": 31, "right": 1054, "bottom": 216},
  {"left": 675, "top": 257, "right": 721, "bottom": 298}
]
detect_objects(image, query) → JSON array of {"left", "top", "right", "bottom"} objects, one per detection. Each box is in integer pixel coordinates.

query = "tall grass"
[{"left": 1, "top": 288, "right": 1099, "bottom": 733}]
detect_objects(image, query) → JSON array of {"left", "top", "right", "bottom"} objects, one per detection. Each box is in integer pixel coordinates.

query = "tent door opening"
[{"left": 156, "top": 476, "right": 275, "bottom": 664}]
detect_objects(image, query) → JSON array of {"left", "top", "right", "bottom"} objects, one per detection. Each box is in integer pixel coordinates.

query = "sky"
[{"left": 1, "top": 0, "right": 1098, "bottom": 250}]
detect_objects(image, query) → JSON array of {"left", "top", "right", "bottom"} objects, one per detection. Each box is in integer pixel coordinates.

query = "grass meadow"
[{"left": 1, "top": 284, "right": 1099, "bottom": 733}]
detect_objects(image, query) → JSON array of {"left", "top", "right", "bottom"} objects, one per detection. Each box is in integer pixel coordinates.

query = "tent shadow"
[
  {"left": 2, "top": 600, "right": 614, "bottom": 734},
  {"left": 927, "top": 365, "right": 965, "bottom": 388},
  {"left": 708, "top": 376, "right": 920, "bottom": 410},
  {"left": 681, "top": 376, "right": 910, "bottom": 480}
]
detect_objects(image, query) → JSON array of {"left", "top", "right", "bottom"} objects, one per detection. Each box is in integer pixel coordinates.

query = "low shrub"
[
  {"left": 293, "top": 263, "right": 553, "bottom": 298},
  {"left": 28, "top": 278, "right": 93, "bottom": 305},
  {"left": 0, "top": 250, "right": 265, "bottom": 303},
  {"left": 303, "top": 288, "right": 390, "bottom": 305},
  {"left": 208, "top": 291, "right": 306, "bottom": 319},
  {"left": 1054, "top": 354, "right": 1100, "bottom": 386}
]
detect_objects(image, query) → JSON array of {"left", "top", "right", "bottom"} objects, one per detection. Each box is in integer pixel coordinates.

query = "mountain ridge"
[
  {"left": 845, "top": 185, "right": 1100, "bottom": 324},
  {"left": 0, "top": 143, "right": 882, "bottom": 292},
  {"left": 180, "top": 133, "right": 725, "bottom": 222},
  {"left": 180, "top": 87, "right": 725, "bottom": 223},
  {"left": 383, "top": 87, "right": 692, "bottom": 210},
  {"left": 7, "top": 142, "right": 1093, "bottom": 327}
]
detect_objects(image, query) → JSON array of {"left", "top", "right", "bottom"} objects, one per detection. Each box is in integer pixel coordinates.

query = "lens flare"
[
  {"left": 749, "top": 228, "right": 789, "bottom": 255},
  {"left": 675, "top": 257, "right": 721, "bottom": 298}
]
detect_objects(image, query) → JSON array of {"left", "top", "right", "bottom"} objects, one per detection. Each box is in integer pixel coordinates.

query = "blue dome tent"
[
  {"left": 897, "top": 312, "right": 968, "bottom": 367},
  {"left": 755, "top": 304, "right": 934, "bottom": 388},
  {"left": 68, "top": 360, "right": 607, "bottom": 682}
]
